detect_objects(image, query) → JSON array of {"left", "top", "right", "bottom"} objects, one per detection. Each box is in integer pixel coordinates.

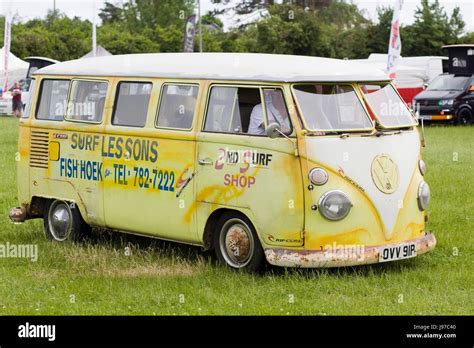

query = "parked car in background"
[
  {"left": 413, "top": 45, "right": 474, "bottom": 125},
  {"left": 413, "top": 74, "right": 474, "bottom": 124}
]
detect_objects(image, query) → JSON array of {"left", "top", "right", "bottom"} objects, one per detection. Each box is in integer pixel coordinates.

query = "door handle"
[{"left": 198, "top": 158, "right": 213, "bottom": 166}]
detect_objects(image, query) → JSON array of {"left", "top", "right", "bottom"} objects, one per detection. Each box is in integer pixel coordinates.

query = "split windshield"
[
  {"left": 293, "top": 82, "right": 417, "bottom": 132},
  {"left": 293, "top": 84, "right": 372, "bottom": 132},
  {"left": 360, "top": 83, "right": 417, "bottom": 127}
]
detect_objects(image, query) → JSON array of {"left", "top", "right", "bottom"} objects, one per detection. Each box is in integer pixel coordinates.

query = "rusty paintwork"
[
  {"left": 265, "top": 232, "right": 436, "bottom": 268},
  {"left": 225, "top": 223, "right": 252, "bottom": 264},
  {"left": 9, "top": 207, "right": 27, "bottom": 223}
]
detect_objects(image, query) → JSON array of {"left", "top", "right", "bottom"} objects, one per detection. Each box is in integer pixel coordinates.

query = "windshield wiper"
[
  {"left": 362, "top": 130, "right": 402, "bottom": 137},
  {"left": 303, "top": 130, "right": 338, "bottom": 136},
  {"left": 304, "top": 131, "right": 379, "bottom": 138},
  {"left": 305, "top": 131, "right": 352, "bottom": 137}
]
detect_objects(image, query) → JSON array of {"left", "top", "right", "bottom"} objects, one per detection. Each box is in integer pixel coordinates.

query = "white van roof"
[{"left": 34, "top": 53, "right": 389, "bottom": 82}]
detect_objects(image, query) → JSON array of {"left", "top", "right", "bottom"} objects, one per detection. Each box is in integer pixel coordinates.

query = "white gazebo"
[
  {"left": 81, "top": 45, "right": 112, "bottom": 59},
  {"left": 0, "top": 46, "right": 29, "bottom": 89}
]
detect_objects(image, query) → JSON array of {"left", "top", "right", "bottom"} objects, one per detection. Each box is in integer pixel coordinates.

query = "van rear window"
[
  {"left": 156, "top": 84, "right": 198, "bottom": 130},
  {"left": 112, "top": 82, "right": 152, "bottom": 127},
  {"left": 66, "top": 80, "right": 107, "bottom": 123},
  {"left": 36, "top": 79, "right": 70, "bottom": 121}
]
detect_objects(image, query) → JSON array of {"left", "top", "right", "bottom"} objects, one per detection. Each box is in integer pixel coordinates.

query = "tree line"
[{"left": 0, "top": 0, "right": 472, "bottom": 62}]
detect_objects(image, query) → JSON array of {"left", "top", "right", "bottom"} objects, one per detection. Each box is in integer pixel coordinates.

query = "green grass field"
[{"left": 0, "top": 116, "right": 472, "bottom": 315}]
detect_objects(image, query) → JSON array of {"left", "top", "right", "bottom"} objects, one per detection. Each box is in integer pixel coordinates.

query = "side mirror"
[
  {"left": 265, "top": 122, "right": 281, "bottom": 139},
  {"left": 265, "top": 122, "right": 299, "bottom": 156}
]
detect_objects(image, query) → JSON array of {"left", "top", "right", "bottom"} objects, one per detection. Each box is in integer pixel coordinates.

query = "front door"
[{"left": 195, "top": 84, "right": 304, "bottom": 247}]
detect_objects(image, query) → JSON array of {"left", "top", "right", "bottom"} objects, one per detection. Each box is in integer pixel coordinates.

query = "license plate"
[
  {"left": 379, "top": 242, "right": 417, "bottom": 262},
  {"left": 420, "top": 115, "right": 432, "bottom": 120}
]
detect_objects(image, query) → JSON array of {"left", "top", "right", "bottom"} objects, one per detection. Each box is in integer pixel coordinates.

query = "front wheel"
[
  {"left": 213, "top": 212, "right": 265, "bottom": 272},
  {"left": 44, "top": 200, "right": 91, "bottom": 242},
  {"left": 456, "top": 108, "right": 472, "bottom": 126}
]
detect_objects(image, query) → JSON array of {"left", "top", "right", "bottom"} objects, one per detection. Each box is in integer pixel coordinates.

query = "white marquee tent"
[
  {"left": 81, "top": 45, "right": 112, "bottom": 59},
  {"left": 0, "top": 46, "right": 29, "bottom": 89},
  {"left": 352, "top": 53, "right": 447, "bottom": 87}
]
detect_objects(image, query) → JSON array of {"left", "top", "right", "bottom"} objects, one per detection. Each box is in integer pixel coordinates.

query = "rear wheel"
[
  {"left": 44, "top": 200, "right": 91, "bottom": 242},
  {"left": 456, "top": 108, "right": 472, "bottom": 125},
  {"left": 213, "top": 212, "right": 265, "bottom": 272}
]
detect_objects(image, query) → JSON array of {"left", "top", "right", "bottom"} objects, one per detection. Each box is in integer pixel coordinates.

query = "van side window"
[
  {"left": 112, "top": 82, "right": 152, "bottom": 127},
  {"left": 156, "top": 84, "right": 198, "bottom": 130},
  {"left": 66, "top": 80, "right": 107, "bottom": 123},
  {"left": 36, "top": 79, "right": 70, "bottom": 121},
  {"left": 204, "top": 86, "right": 262, "bottom": 134},
  {"left": 262, "top": 89, "right": 292, "bottom": 135}
]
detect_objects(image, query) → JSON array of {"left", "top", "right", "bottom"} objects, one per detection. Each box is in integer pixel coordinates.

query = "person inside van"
[{"left": 248, "top": 90, "right": 291, "bottom": 135}]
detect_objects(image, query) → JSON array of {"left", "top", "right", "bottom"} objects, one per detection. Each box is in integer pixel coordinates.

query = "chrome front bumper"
[{"left": 264, "top": 232, "right": 436, "bottom": 268}]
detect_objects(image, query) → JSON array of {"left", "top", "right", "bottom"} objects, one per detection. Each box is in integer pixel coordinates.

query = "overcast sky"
[{"left": 1, "top": 0, "right": 473, "bottom": 32}]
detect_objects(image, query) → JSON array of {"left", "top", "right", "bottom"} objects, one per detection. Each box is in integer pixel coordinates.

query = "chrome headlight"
[
  {"left": 309, "top": 168, "right": 328, "bottom": 186},
  {"left": 418, "top": 159, "right": 426, "bottom": 176},
  {"left": 318, "top": 190, "right": 352, "bottom": 221},
  {"left": 418, "top": 181, "right": 430, "bottom": 211}
]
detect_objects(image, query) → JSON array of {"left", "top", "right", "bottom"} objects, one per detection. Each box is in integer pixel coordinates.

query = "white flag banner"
[
  {"left": 3, "top": 14, "right": 12, "bottom": 91},
  {"left": 387, "top": 0, "right": 404, "bottom": 79}
]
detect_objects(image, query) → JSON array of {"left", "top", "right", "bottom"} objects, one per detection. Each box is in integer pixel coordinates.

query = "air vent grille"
[{"left": 30, "top": 131, "right": 49, "bottom": 169}]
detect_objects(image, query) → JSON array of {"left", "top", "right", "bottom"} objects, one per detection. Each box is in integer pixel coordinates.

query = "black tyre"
[
  {"left": 43, "top": 200, "right": 91, "bottom": 242},
  {"left": 456, "top": 108, "right": 472, "bottom": 126},
  {"left": 213, "top": 211, "right": 265, "bottom": 272}
]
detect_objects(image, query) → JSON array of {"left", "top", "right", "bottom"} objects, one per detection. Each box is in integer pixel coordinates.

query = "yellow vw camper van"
[{"left": 10, "top": 53, "right": 435, "bottom": 271}]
